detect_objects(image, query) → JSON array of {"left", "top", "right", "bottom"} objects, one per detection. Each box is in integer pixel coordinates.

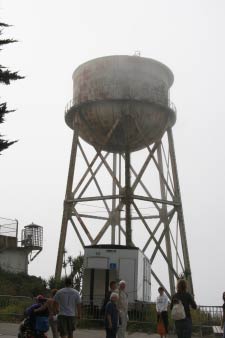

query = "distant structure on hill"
[{"left": 0, "top": 218, "right": 43, "bottom": 273}]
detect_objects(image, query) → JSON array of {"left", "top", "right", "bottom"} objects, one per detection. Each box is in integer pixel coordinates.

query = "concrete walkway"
[{"left": 0, "top": 322, "right": 164, "bottom": 338}]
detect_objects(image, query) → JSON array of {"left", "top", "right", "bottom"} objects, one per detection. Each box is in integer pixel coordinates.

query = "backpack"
[{"left": 171, "top": 301, "right": 186, "bottom": 320}]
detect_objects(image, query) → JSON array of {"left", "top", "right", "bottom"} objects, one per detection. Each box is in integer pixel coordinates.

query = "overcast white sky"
[{"left": 0, "top": 0, "right": 225, "bottom": 306}]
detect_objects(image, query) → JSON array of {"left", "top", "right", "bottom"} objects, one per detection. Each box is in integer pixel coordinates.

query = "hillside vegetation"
[{"left": 0, "top": 268, "right": 47, "bottom": 297}]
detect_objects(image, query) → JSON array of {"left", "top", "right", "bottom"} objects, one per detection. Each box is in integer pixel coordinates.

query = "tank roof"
[{"left": 73, "top": 55, "right": 174, "bottom": 87}]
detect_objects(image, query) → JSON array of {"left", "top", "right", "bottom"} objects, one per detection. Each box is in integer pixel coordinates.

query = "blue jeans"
[{"left": 175, "top": 318, "right": 192, "bottom": 338}]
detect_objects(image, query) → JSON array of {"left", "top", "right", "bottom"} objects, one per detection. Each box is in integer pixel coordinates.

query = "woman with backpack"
[{"left": 170, "top": 279, "right": 197, "bottom": 338}]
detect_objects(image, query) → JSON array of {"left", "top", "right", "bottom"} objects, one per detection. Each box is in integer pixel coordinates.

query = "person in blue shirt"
[
  {"left": 18, "top": 295, "right": 49, "bottom": 338},
  {"left": 25, "top": 295, "right": 48, "bottom": 330},
  {"left": 104, "top": 292, "right": 119, "bottom": 338}
]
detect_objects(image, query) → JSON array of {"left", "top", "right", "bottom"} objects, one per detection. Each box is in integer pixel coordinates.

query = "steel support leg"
[
  {"left": 157, "top": 143, "right": 175, "bottom": 295},
  {"left": 55, "top": 116, "right": 79, "bottom": 280},
  {"left": 167, "top": 128, "right": 194, "bottom": 295}
]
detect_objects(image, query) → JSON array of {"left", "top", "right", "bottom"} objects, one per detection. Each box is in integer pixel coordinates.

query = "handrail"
[{"left": 0, "top": 295, "right": 32, "bottom": 299}]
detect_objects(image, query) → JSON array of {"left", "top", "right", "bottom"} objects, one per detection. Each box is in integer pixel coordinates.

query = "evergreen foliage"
[
  {"left": 0, "top": 254, "right": 84, "bottom": 296},
  {"left": 67, "top": 254, "right": 84, "bottom": 292},
  {"left": 0, "top": 22, "right": 24, "bottom": 154},
  {"left": 48, "top": 254, "right": 84, "bottom": 292}
]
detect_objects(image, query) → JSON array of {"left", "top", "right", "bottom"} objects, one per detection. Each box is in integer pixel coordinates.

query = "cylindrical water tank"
[
  {"left": 65, "top": 55, "right": 176, "bottom": 153},
  {"left": 21, "top": 223, "right": 43, "bottom": 249}
]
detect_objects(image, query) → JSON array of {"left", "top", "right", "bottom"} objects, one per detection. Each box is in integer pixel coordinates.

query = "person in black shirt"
[
  {"left": 221, "top": 291, "right": 225, "bottom": 338},
  {"left": 101, "top": 281, "right": 117, "bottom": 315},
  {"left": 170, "top": 279, "right": 197, "bottom": 338},
  {"left": 104, "top": 292, "right": 119, "bottom": 338}
]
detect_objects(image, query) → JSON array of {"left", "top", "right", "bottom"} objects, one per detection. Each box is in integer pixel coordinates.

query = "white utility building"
[{"left": 82, "top": 245, "right": 151, "bottom": 306}]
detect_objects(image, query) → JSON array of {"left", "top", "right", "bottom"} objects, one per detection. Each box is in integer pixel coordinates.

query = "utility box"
[{"left": 82, "top": 245, "right": 151, "bottom": 305}]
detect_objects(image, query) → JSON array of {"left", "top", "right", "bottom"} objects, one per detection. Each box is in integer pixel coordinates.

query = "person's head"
[
  {"left": 158, "top": 286, "right": 164, "bottom": 295},
  {"left": 51, "top": 288, "right": 58, "bottom": 297},
  {"left": 65, "top": 277, "right": 73, "bottom": 287},
  {"left": 177, "top": 279, "right": 187, "bottom": 293},
  {"left": 119, "top": 280, "right": 126, "bottom": 290},
  {"left": 222, "top": 292, "right": 225, "bottom": 301},
  {"left": 173, "top": 298, "right": 179, "bottom": 304},
  {"left": 110, "top": 292, "right": 119, "bottom": 303},
  {"left": 35, "top": 294, "right": 46, "bottom": 304},
  {"left": 109, "top": 281, "right": 117, "bottom": 291}
]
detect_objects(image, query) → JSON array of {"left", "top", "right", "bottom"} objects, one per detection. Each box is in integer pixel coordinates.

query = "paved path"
[{"left": 0, "top": 322, "right": 164, "bottom": 338}]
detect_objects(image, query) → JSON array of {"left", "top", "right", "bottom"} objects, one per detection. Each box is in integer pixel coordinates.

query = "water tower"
[
  {"left": 21, "top": 223, "right": 43, "bottom": 261},
  {"left": 55, "top": 55, "right": 194, "bottom": 297}
]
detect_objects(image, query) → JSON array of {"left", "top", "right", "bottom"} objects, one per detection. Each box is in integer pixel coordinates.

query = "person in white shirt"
[
  {"left": 117, "top": 280, "right": 128, "bottom": 338},
  {"left": 156, "top": 286, "right": 168, "bottom": 337},
  {"left": 54, "top": 277, "right": 81, "bottom": 338}
]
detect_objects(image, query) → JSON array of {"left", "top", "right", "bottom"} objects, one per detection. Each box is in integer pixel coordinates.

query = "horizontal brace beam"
[
  {"left": 121, "top": 215, "right": 160, "bottom": 220},
  {"left": 67, "top": 194, "right": 179, "bottom": 206},
  {"left": 72, "top": 195, "right": 122, "bottom": 203},
  {"left": 133, "top": 194, "right": 180, "bottom": 206},
  {"left": 72, "top": 213, "right": 159, "bottom": 221},
  {"left": 75, "top": 214, "right": 109, "bottom": 221}
]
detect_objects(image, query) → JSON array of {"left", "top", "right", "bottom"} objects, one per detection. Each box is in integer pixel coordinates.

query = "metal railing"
[
  {"left": 0, "top": 295, "right": 222, "bottom": 335},
  {"left": 64, "top": 98, "right": 177, "bottom": 116},
  {"left": 81, "top": 296, "right": 153, "bottom": 322},
  {"left": 198, "top": 305, "right": 223, "bottom": 327},
  {"left": 0, "top": 295, "right": 33, "bottom": 321},
  {"left": 0, "top": 217, "right": 18, "bottom": 238}
]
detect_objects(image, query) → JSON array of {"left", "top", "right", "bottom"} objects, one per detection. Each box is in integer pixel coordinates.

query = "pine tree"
[{"left": 0, "top": 22, "right": 24, "bottom": 154}]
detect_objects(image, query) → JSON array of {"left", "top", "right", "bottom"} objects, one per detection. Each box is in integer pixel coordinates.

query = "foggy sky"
[{"left": 0, "top": 0, "right": 225, "bottom": 305}]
